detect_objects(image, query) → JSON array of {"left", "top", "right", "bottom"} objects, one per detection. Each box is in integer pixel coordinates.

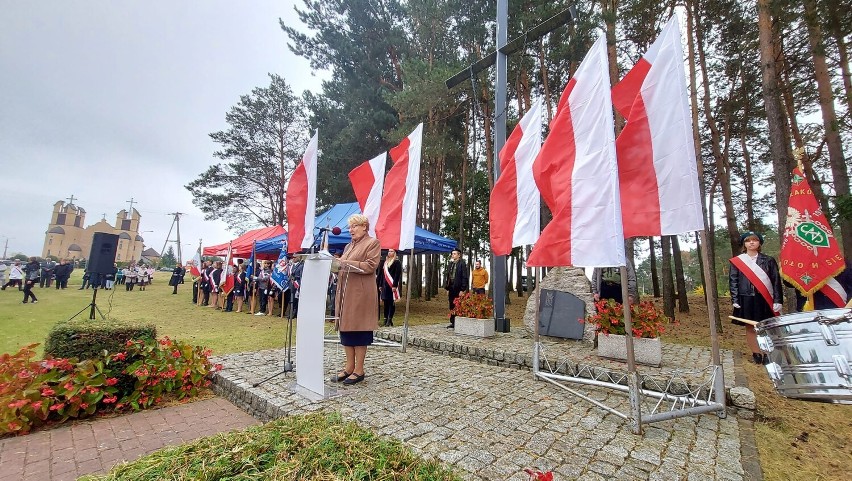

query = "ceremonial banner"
[
  {"left": 271, "top": 240, "right": 290, "bottom": 290},
  {"left": 245, "top": 241, "right": 256, "bottom": 278},
  {"left": 780, "top": 166, "right": 845, "bottom": 295},
  {"left": 376, "top": 123, "right": 423, "bottom": 251},
  {"left": 490, "top": 98, "right": 543, "bottom": 256},
  {"left": 220, "top": 242, "right": 234, "bottom": 295},
  {"left": 190, "top": 248, "right": 202, "bottom": 277},
  {"left": 526, "top": 36, "right": 625, "bottom": 268},
  {"left": 349, "top": 152, "right": 387, "bottom": 237},
  {"left": 286, "top": 131, "right": 319, "bottom": 253},
  {"left": 611, "top": 16, "right": 704, "bottom": 237}
]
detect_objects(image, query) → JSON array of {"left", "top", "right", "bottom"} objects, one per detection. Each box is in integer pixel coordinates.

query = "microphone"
[{"left": 318, "top": 226, "right": 342, "bottom": 235}]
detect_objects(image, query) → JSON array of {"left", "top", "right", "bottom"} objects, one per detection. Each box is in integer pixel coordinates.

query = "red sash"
[
  {"left": 383, "top": 263, "right": 400, "bottom": 300},
  {"left": 730, "top": 254, "right": 778, "bottom": 314},
  {"left": 821, "top": 278, "right": 848, "bottom": 308}
]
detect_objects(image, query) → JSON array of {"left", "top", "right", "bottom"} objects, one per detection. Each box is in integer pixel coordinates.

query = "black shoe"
[
  {"left": 342, "top": 373, "right": 365, "bottom": 385},
  {"left": 388, "top": 320, "right": 393, "bottom": 326},
  {"left": 751, "top": 353, "right": 763, "bottom": 364},
  {"left": 446, "top": 324, "right": 454, "bottom": 329},
  {"left": 333, "top": 371, "right": 351, "bottom": 382},
  {"left": 761, "top": 353, "right": 770, "bottom": 365}
]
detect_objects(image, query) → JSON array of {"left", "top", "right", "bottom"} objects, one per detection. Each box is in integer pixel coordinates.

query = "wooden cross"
[{"left": 66, "top": 194, "right": 76, "bottom": 205}]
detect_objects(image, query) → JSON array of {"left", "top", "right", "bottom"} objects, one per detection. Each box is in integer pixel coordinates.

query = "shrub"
[
  {"left": 582, "top": 299, "right": 677, "bottom": 339},
  {"left": 451, "top": 292, "right": 493, "bottom": 319},
  {"left": 1, "top": 337, "right": 221, "bottom": 436},
  {"left": 44, "top": 319, "right": 156, "bottom": 360}
]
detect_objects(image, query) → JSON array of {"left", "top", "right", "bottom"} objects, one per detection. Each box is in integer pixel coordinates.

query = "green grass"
[
  {"left": 0, "top": 271, "right": 290, "bottom": 358},
  {"left": 80, "top": 412, "right": 462, "bottom": 481}
]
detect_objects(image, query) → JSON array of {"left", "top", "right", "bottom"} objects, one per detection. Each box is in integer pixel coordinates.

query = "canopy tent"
[
  {"left": 202, "top": 225, "right": 286, "bottom": 258},
  {"left": 254, "top": 203, "right": 457, "bottom": 255}
]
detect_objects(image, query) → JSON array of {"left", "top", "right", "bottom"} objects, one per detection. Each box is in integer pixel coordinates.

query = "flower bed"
[
  {"left": 452, "top": 292, "right": 493, "bottom": 319},
  {"left": 1, "top": 337, "right": 222, "bottom": 436},
  {"left": 583, "top": 299, "right": 676, "bottom": 339}
]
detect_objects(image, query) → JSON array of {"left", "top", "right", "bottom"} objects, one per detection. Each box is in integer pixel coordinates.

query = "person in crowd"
[
  {"left": 592, "top": 261, "right": 638, "bottom": 305},
  {"left": 233, "top": 263, "right": 247, "bottom": 313},
  {"left": 22, "top": 257, "right": 40, "bottom": 304},
  {"left": 147, "top": 265, "right": 155, "bottom": 284},
  {"left": 471, "top": 259, "right": 488, "bottom": 295},
  {"left": 79, "top": 271, "right": 91, "bottom": 290},
  {"left": 39, "top": 259, "right": 56, "bottom": 288},
  {"left": 53, "top": 259, "right": 72, "bottom": 289},
  {"left": 116, "top": 265, "right": 125, "bottom": 285},
  {"left": 137, "top": 263, "right": 150, "bottom": 291},
  {"left": 1, "top": 260, "right": 24, "bottom": 291},
  {"left": 443, "top": 248, "right": 469, "bottom": 329},
  {"left": 124, "top": 264, "right": 137, "bottom": 291},
  {"left": 209, "top": 261, "right": 223, "bottom": 308},
  {"left": 169, "top": 263, "right": 184, "bottom": 295},
  {"left": 334, "top": 214, "right": 381, "bottom": 386},
  {"left": 266, "top": 273, "right": 280, "bottom": 317},
  {"left": 254, "top": 261, "right": 271, "bottom": 316},
  {"left": 378, "top": 248, "right": 402, "bottom": 327},
  {"left": 729, "top": 231, "right": 783, "bottom": 365},
  {"left": 281, "top": 256, "right": 302, "bottom": 318},
  {"left": 0, "top": 262, "right": 6, "bottom": 286},
  {"left": 200, "top": 260, "right": 213, "bottom": 306},
  {"left": 104, "top": 263, "right": 117, "bottom": 290}
]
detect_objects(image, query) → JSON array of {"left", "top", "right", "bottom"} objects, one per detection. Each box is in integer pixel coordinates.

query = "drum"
[{"left": 757, "top": 308, "right": 852, "bottom": 404}]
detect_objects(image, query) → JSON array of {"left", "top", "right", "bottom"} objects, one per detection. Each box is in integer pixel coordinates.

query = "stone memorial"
[{"left": 523, "top": 267, "right": 596, "bottom": 342}]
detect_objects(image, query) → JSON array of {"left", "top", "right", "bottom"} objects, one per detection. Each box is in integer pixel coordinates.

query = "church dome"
[
  {"left": 48, "top": 226, "right": 65, "bottom": 234},
  {"left": 119, "top": 232, "right": 132, "bottom": 240},
  {"left": 68, "top": 244, "right": 82, "bottom": 252}
]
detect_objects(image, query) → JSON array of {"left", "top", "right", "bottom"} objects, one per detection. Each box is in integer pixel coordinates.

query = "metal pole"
[
  {"left": 401, "top": 253, "right": 414, "bottom": 353},
  {"left": 621, "top": 266, "right": 643, "bottom": 434},
  {"left": 492, "top": 0, "right": 509, "bottom": 332},
  {"left": 699, "top": 229, "right": 727, "bottom": 415},
  {"left": 175, "top": 213, "right": 183, "bottom": 264},
  {"left": 532, "top": 266, "right": 542, "bottom": 374}
]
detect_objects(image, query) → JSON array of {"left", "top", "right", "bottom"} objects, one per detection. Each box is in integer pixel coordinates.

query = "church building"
[{"left": 42, "top": 199, "right": 148, "bottom": 263}]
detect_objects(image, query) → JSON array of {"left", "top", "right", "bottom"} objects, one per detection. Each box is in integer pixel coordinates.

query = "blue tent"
[{"left": 254, "top": 203, "right": 457, "bottom": 255}]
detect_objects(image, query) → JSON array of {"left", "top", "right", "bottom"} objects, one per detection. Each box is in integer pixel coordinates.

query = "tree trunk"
[
  {"left": 826, "top": 0, "right": 852, "bottom": 119},
  {"left": 672, "top": 236, "right": 689, "bottom": 313},
  {"left": 412, "top": 254, "right": 422, "bottom": 299},
  {"left": 649, "top": 237, "right": 661, "bottom": 298},
  {"left": 804, "top": 0, "right": 852, "bottom": 258},
  {"left": 661, "top": 235, "right": 675, "bottom": 320},
  {"left": 757, "top": 0, "right": 793, "bottom": 236},
  {"left": 424, "top": 253, "right": 433, "bottom": 301},
  {"left": 686, "top": 1, "right": 721, "bottom": 330}
]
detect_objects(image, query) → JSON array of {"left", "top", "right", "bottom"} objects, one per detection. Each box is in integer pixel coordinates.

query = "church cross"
[
  {"left": 66, "top": 194, "right": 76, "bottom": 205},
  {"left": 126, "top": 197, "right": 136, "bottom": 212}
]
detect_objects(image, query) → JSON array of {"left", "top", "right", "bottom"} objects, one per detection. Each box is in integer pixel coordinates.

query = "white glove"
[
  {"left": 772, "top": 303, "right": 782, "bottom": 313},
  {"left": 732, "top": 303, "right": 740, "bottom": 309}
]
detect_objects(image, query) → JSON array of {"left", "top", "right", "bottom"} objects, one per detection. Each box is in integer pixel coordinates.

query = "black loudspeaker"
[{"left": 87, "top": 233, "right": 119, "bottom": 275}]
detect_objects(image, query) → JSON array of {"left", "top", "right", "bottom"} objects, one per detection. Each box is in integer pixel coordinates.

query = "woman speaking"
[{"left": 334, "top": 214, "right": 381, "bottom": 385}]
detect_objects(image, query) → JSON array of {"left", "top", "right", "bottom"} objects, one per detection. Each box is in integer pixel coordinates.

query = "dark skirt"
[
  {"left": 732, "top": 295, "right": 775, "bottom": 326},
  {"left": 339, "top": 330, "right": 374, "bottom": 347}
]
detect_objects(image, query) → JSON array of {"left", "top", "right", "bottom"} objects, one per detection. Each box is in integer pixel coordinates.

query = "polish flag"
[
  {"left": 526, "top": 36, "right": 625, "bottom": 268},
  {"left": 286, "top": 131, "right": 319, "bottom": 254},
  {"left": 220, "top": 242, "right": 235, "bottom": 295},
  {"left": 490, "top": 98, "right": 543, "bottom": 256},
  {"left": 349, "top": 152, "right": 387, "bottom": 238},
  {"left": 376, "top": 123, "right": 423, "bottom": 251},
  {"left": 611, "top": 16, "right": 703, "bottom": 237}
]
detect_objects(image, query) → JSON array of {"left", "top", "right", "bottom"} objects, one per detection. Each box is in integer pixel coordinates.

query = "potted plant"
[
  {"left": 582, "top": 299, "right": 676, "bottom": 366},
  {"left": 452, "top": 292, "right": 495, "bottom": 337}
]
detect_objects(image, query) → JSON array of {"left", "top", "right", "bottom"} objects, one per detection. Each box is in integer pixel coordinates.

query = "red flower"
[
  {"left": 7, "top": 421, "right": 21, "bottom": 432},
  {"left": 214, "top": 363, "right": 223, "bottom": 372},
  {"left": 31, "top": 401, "right": 43, "bottom": 410},
  {"left": 171, "top": 350, "right": 181, "bottom": 359},
  {"left": 7, "top": 399, "right": 29, "bottom": 409},
  {"left": 40, "top": 387, "right": 55, "bottom": 396},
  {"left": 49, "top": 402, "right": 65, "bottom": 411},
  {"left": 112, "top": 352, "right": 127, "bottom": 361},
  {"left": 105, "top": 377, "right": 118, "bottom": 386},
  {"left": 102, "top": 395, "right": 117, "bottom": 404}
]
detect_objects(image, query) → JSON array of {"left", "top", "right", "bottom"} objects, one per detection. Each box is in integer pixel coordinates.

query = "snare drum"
[{"left": 757, "top": 308, "right": 852, "bottom": 404}]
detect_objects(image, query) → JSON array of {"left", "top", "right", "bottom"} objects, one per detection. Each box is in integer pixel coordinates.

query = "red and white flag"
[
  {"left": 286, "top": 131, "right": 319, "bottom": 254},
  {"left": 376, "top": 123, "right": 423, "bottom": 251},
  {"left": 490, "top": 98, "right": 543, "bottom": 256},
  {"left": 220, "top": 242, "right": 235, "bottom": 294},
  {"left": 526, "top": 36, "right": 625, "bottom": 268},
  {"left": 349, "top": 152, "right": 387, "bottom": 237},
  {"left": 190, "top": 248, "right": 202, "bottom": 277},
  {"left": 611, "top": 16, "right": 703, "bottom": 237}
]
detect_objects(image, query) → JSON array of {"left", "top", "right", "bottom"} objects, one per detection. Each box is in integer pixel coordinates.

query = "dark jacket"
[
  {"left": 444, "top": 259, "right": 469, "bottom": 294},
  {"left": 54, "top": 263, "right": 73, "bottom": 278},
  {"left": 169, "top": 266, "right": 184, "bottom": 286},
  {"left": 729, "top": 253, "right": 783, "bottom": 305},
  {"left": 379, "top": 259, "right": 402, "bottom": 301},
  {"left": 24, "top": 261, "right": 41, "bottom": 282}
]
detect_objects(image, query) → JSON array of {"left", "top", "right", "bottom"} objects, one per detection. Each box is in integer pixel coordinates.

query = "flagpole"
[
  {"left": 699, "top": 229, "right": 727, "bottom": 413},
  {"left": 401, "top": 253, "right": 414, "bottom": 353},
  {"left": 620, "top": 266, "right": 642, "bottom": 434}
]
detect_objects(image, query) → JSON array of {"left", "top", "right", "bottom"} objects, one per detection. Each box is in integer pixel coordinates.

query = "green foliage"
[
  {"left": 44, "top": 319, "right": 156, "bottom": 361},
  {"left": 1, "top": 337, "right": 220, "bottom": 436},
  {"left": 160, "top": 246, "right": 177, "bottom": 268},
  {"left": 451, "top": 292, "right": 493, "bottom": 319},
  {"left": 10, "top": 254, "right": 27, "bottom": 261},
  {"left": 83, "top": 412, "right": 462, "bottom": 481},
  {"left": 584, "top": 299, "right": 676, "bottom": 339}
]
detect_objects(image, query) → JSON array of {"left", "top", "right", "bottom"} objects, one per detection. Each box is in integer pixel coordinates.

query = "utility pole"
[
  {"left": 2, "top": 237, "right": 9, "bottom": 259},
  {"left": 159, "top": 212, "right": 185, "bottom": 266}
]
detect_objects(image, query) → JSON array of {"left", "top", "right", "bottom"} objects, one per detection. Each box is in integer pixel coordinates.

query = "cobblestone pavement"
[
  {"left": 0, "top": 398, "right": 259, "bottom": 481},
  {"left": 213, "top": 332, "right": 761, "bottom": 481}
]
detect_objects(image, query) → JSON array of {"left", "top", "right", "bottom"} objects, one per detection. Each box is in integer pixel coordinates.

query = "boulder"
[{"left": 523, "top": 267, "right": 596, "bottom": 342}]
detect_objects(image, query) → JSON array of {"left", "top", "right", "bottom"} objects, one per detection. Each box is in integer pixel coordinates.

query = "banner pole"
[
  {"left": 620, "top": 265, "right": 643, "bottom": 434},
  {"left": 401, "top": 253, "right": 414, "bottom": 353}
]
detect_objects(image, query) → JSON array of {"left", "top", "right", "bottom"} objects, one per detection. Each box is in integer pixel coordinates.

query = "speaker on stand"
[{"left": 68, "top": 232, "right": 119, "bottom": 320}]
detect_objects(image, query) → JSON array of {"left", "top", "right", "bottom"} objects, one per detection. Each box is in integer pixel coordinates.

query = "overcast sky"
[{"left": 0, "top": 0, "right": 324, "bottom": 260}]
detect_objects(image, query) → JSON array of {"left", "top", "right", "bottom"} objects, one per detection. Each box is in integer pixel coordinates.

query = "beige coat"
[{"left": 336, "top": 235, "right": 381, "bottom": 332}]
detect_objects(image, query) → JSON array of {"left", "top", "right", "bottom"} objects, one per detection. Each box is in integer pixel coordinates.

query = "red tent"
[{"left": 202, "top": 225, "right": 286, "bottom": 258}]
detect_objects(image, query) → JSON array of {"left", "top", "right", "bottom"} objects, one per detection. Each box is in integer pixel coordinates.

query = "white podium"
[{"left": 294, "top": 253, "right": 333, "bottom": 397}]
